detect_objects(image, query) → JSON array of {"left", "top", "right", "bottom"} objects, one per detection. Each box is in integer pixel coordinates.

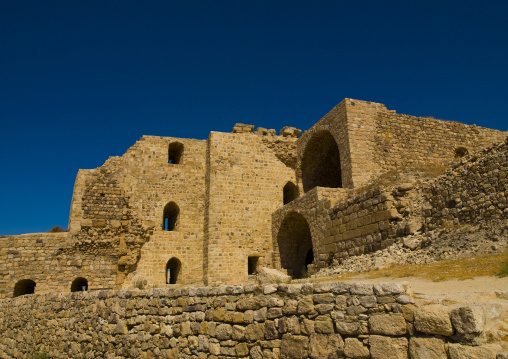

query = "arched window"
[
  {"left": 162, "top": 202, "right": 180, "bottom": 231},
  {"left": 301, "top": 130, "right": 342, "bottom": 192},
  {"left": 283, "top": 181, "right": 299, "bottom": 205},
  {"left": 13, "top": 279, "right": 36, "bottom": 297},
  {"left": 168, "top": 142, "right": 184, "bottom": 164},
  {"left": 166, "top": 257, "right": 181, "bottom": 284},
  {"left": 71, "top": 277, "right": 88, "bottom": 292},
  {"left": 277, "top": 212, "right": 313, "bottom": 278}
]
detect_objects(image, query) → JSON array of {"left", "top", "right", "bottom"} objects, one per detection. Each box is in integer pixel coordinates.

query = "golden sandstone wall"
[{"left": 1, "top": 98, "right": 507, "bottom": 299}]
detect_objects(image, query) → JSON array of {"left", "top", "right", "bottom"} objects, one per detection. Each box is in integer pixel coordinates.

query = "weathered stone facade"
[
  {"left": 0, "top": 281, "right": 500, "bottom": 358},
  {"left": 1, "top": 99, "right": 506, "bottom": 299}
]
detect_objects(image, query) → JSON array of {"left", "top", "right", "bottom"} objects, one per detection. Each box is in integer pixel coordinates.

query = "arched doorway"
[
  {"left": 283, "top": 181, "right": 299, "bottom": 205},
  {"left": 301, "top": 130, "right": 342, "bottom": 192},
  {"left": 71, "top": 277, "right": 88, "bottom": 292},
  {"left": 277, "top": 212, "right": 313, "bottom": 278},
  {"left": 13, "top": 279, "right": 36, "bottom": 297},
  {"left": 162, "top": 202, "right": 180, "bottom": 231},
  {"left": 166, "top": 257, "right": 181, "bottom": 284}
]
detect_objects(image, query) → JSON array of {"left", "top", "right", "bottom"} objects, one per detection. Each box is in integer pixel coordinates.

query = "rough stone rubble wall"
[
  {"left": 0, "top": 282, "right": 497, "bottom": 359},
  {"left": 424, "top": 137, "right": 508, "bottom": 229}
]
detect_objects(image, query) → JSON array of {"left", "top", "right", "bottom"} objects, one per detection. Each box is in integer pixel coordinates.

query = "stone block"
[
  {"left": 450, "top": 306, "right": 485, "bottom": 334},
  {"left": 414, "top": 305, "right": 453, "bottom": 336},
  {"left": 409, "top": 337, "right": 447, "bottom": 359},
  {"left": 370, "top": 335, "right": 408, "bottom": 359},
  {"left": 281, "top": 334, "right": 309, "bottom": 359},
  {"left": 448, "top": 343, "right": 498, "bottom": 359},
  {"left": 344, "top": 338, "right": 370, "bottom": 359},
  {"left": 369, "top": 314, "right": 407, "bottom": 336},
  {"left": 309, "top": 333, "right": 344, "bottom": 359}
]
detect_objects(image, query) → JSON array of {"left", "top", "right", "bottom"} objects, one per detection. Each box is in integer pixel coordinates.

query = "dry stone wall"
[{"left": 0, "top": 282, "right": 499, "bottom": 359}]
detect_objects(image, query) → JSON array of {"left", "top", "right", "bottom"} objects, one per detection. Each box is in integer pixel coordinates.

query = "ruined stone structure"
[{"left": 1, "top": 99, "right": 507, "bottom": 299}]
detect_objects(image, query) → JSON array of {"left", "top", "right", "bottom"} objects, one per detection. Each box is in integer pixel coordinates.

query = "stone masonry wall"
[
  {"left": 205, "top": 132, "right": 296, "bottom": 286},
  {"left": 0, "top": 282, "right": 498, "bottom": 358},
  {"left": 424, "top": 136, "right": 508, "bottom": 230},
  {"left": 0, "top": 233, "right": 116, "bottom": 299}
]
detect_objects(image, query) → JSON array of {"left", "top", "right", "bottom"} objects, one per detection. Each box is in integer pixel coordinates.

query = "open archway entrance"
[
  {"left": 71, "top": 277, "right": 88, "bottom": 292},
  {"left": 277, "top": 212, "right": 314, "bottom": 278},
  {"left": 301, "top": 130, "right": 342, "bottom": 192},
  {"left": 166, "top": 257, "right": 181, "bottom": 284},
  {"left": 13, "top": 279, "right": 36, "bottom": 297}
]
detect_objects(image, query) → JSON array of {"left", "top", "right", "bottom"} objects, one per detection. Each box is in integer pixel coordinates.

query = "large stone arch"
[
  {"left": 276, "top": 212, "right": 314, "bottom": 278},
  {"left": 301, "top": 130, "right": 342, "bottom": 192}
]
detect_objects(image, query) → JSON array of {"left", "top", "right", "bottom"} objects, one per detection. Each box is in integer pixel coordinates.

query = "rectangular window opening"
[{"left": 248, "top": 256, "right": 259, "bottom": 275}]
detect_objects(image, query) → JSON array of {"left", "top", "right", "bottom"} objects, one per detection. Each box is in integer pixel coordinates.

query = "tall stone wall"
[
  {"left": 0, "top": 282, "right": 498, "bottom": 358},
  {"left": 205, "top": 132, "right": 296, "bottom": 285}
]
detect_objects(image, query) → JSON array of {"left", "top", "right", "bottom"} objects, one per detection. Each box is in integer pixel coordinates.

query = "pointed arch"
[
  {"left": 301, "top": 130, "right": 342, "bottom": 192},
  {"left": 71, "top": 277, "right": 88, "bottom": 292},
  {"left": 166, "top": 257, "right": 182, "bottom": 284},
  {"left": 13, "top": 279, "right": 36, "bottom": 297},
  {"left": 162, "top": 202, "right": 180, "bottom": 231},
  {"left": 168, "top": 142, "right": 184, "bottom": 164},
  {"left": 276, "top": 212, "right": 313, "bottom": 278},
  {"left": 283, "top": 181, "right": 299, "bottom": 205}
]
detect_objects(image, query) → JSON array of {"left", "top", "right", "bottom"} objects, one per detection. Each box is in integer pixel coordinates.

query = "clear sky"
[{"left": 1, "top": 1, "right": 507, "bottom": 235}]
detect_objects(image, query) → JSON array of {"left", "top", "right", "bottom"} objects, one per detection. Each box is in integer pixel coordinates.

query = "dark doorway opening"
[
  {"left": 277, "top": 212, "right": 313, "bottom": 278},
  {"left": 168, "top": 142, "right": 184, "bottom": 164},
  {"left": 283, "top": 182, "right": 299, "bottom": 205}
]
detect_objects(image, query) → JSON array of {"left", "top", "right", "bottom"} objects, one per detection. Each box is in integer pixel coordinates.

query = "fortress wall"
[
  {"left": 0, "top": 282, "right": 495, "bottom": 358},
  {"left": 205, "top": 132, "right": 296, "bottom": 285},
  {"left": 324, "top": 188, "right": 402, "bottom": 265},
  {"left": 271, "top": 188, "right": 348, "bottom": 272},
  {"left": 0, "top": 232, "right": 116, "bottom": 299},
  {"left": 118, "top": 136, "right": 208, "bottom": 286},
  {"left": 424, "top": 137, "right": 508, "bottom": 229}
]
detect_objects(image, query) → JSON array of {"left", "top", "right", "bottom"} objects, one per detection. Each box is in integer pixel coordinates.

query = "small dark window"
[
  {"left": 71, "top": 277, "right": 88, "bottom": 292},
  {"left": 455, "top": 147, "right": 469, "bottom": 158},
  {"left": 305, "top": 249, "right": 314, "bottom": 268},
  {"left": 283, "top": 182, "right": 299, "bottom": 205},
  {"left": 163, "top": 202, "right": 180, "bottom": 231},
  {"left": 168, "top": 142, "right": 184, "bottom": 164},
  {"left": 248, "top": 257, "right": 259, "bottom": 275},
  {"left": 13, "top": 279, "right": 36, "bottom": 297},
  {"left": 166, "top": 257, "right": 181, "bottom": 284}
]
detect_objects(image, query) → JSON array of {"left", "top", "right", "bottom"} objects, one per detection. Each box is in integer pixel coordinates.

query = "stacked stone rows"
[
  {"left": 325, "top": 187, "right": 400, "bottom": 263},
  {"left": 425, "top": 137, "right": 508, "bottom": 229},
  {"left": 0, "top": 281, "right": 498, "bottom": 358}
]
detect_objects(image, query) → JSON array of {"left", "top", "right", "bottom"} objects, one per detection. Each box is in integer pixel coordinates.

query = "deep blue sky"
[{"left": 1, "top": 1, "right": 507, "bottom": 235}]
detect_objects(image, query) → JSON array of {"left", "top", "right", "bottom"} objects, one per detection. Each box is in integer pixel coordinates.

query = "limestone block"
[
  {"left": 374, "top": 282, "right": 405, "bottom": 296},
  {"left": 215, "top": 324, "right": 232, "bottom": 340},
  {"left": 414, "top": 305, "right": 453, "bottom": 336},
  {"left": 232, "top": 123, "right": 254, "bottom": 133},
  {"left": 309, "top": 333, "right": 344, "bottom": 359},
  {"left": 235, "top": 342, "right": 249, "bottom": 356},
  {"left": 369, "top": 314, "right": 407, "bottom": 336},
  {"left": 370, "top": 335, "right": 408, "bottom": 359},
  {"left": 334, "top": 320, "right": 360, "bottom": 335},
  {"left": 344, "top": 338, "right": 370, "bottom": 359},
  {"left": 409, "top": 337, "right": 447, "bottom": 359},
  {"left": 258, "top": 267, "right": 291, "bottom": 284},
  {"left": 450, "top": 306, "right": 485, "bottom": 335},
  {"left": 314, "top": 315, "right": 334, "bottom": 334},
  {"left": 281, "top": 334, "right": 309, "bottom": 359},
  {"left": 448, "top": 343, "right": 498, "bottom": 359}
]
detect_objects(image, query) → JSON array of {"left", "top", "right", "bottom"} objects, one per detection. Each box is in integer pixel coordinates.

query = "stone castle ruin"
[{"left": 1, "top": 98, "right": 507, "bottom": 299}]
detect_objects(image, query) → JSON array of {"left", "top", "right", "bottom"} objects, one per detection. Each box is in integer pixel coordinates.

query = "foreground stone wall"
[{"left": 0, "top": 282, "right": 499, "bottom": 359}]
